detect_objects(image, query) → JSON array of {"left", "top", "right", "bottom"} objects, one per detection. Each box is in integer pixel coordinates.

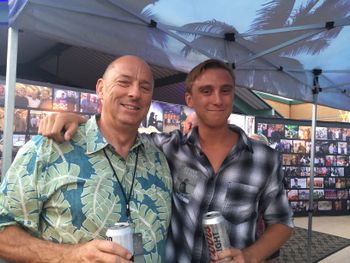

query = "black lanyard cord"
[{"left": 103, "top": 146, "right": 139, "bottom": 219}]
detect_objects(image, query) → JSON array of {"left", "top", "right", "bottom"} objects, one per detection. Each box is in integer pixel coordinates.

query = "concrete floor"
[{"left": 294, "top": 216, "right": 350, "bottom": 263}]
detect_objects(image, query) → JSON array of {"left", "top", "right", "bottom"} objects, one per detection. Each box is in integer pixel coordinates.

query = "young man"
[
  {"left": 39, "top": 59, "right": 293, "bottom": 263},
  {"left": 0, "top": 56, "right": 172, "bottom": 263}
]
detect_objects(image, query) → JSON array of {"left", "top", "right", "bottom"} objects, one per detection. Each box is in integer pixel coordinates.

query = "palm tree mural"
[
  {"left": 248, "top": 0, "right": 350, "bottom": 56},
  {"left": 173, "top": 0, "right": 349, "bottom": 63},
  {"left": 109, "top": 0, "right": 173, "bottom": 67},
  {"left": 146, "top": 0, "right": 349, "bottom": 100}
]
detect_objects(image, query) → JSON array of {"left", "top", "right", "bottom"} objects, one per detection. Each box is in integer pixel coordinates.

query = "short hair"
[{"left": 185, "top": 59, "right": 235, "bottom": 93}]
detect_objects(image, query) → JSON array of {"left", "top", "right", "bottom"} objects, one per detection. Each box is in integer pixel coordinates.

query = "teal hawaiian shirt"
[{"left": 0, "top": 116, "right": 172, "bottom": 263}]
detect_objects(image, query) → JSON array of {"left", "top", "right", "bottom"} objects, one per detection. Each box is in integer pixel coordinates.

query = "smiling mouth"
[{"left": 122, "top": 104, "right": 140, "bottom": 110}]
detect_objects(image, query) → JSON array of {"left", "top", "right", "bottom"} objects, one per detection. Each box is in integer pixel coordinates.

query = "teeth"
[{"left": 124, "top": 105, "right": 139, "bottom": 110}]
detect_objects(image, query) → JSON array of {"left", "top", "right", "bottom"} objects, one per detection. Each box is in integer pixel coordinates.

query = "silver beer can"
[
  {"left": 202, "top": 211, "right": 231, "bottom": 261},
  {"left": 106, "top": 222, "right": 133, "bottom": 255}
]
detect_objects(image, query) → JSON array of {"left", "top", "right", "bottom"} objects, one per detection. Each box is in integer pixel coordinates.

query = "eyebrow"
[{"left": 198, "top": 84, "right": 234, "bottom": 89}]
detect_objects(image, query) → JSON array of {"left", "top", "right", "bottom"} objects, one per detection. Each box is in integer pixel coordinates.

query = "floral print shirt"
[{"left": 0, "top": 115, "right": 172, "bottom": 263}]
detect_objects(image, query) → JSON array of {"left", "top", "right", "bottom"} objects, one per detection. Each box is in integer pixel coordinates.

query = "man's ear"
[
  {"left": 96, "top": 78, "right": 104, "bottom": 100},
  {"left": 185, "top": 92, "right": 193, "bottom": 108}
]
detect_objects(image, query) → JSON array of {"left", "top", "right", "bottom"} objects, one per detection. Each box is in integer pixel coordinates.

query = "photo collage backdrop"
[
  {"left": 255, "top": 117, "right": 350, "bottom": 216},
  {"left": 0, "top": 80, "right": 101, "bottom": 178},
  {"left": 143, "top": 101, "right": 193, "bottom": 133},
  {"left": 0, "top": 80, "right": 194, "bottom": 179}
]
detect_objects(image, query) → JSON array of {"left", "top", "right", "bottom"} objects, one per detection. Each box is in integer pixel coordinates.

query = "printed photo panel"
[
  {"left": 80, "top": 92, "right": 100, "bottom": 114},
  {"left": 144, "top": 101, "right": 164, "bottom": 132},
  {"left": 53, "top": 89, "right": 80, "bottom": 112}
]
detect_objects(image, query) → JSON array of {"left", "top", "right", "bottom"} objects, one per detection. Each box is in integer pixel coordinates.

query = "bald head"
[
  {"left": 96, "top": 55, "right": 154, "bottom": 131},
  {"left": 183, "top": 112, "right": 198, "bottom": 135},
  {"left": 103, "top": 55, "right": 154, "bottom": 87}
]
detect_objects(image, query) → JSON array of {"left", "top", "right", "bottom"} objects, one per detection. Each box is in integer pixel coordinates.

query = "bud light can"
[
  {"left": 202, "top": 211, "right": 231, "bottom": 262},
  {"left": 106, "top": 222, "right": 133, "bottom": 255}
]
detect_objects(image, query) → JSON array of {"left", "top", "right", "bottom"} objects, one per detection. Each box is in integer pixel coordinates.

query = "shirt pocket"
[{"left": 222, "top": 182, "right": 260, "bottom": 224}]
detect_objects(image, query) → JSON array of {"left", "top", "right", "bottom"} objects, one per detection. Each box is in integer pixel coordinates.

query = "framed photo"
[
  {"left": 290, "top": 201, "right": 307, "bottom": 212},
  {"left": 315, "top": 167, "right": 328, "bottom": 177},
  {"left": 298, "top": 190, "right": 309, "bottom": 200},
  {"left": 287, "top": 190, "right": 299, "bottom": 201},
  {"left": 145, "top": 101, "right": 164, "bottom": 132},
  {"left": 279, "top": 139, "right": 293, "bottom": 153},
  {"left": 324, "top": 189, "right": 337, "bottom": 199},
  {"left": 282, "top": 154, "right": 298, "bottom": 166},
  {"left": 298, "top": 126, "right": 312, "bottom": 140},
  {"left": 315, "top": 141, "right": 328, "bottom": 156},
  {"left": 285, "top": 124, "right": 299, "bottom": 139},
  {"left": 337, "top": 155, "right": 348, "bottom": 166},
  {"left": 162, "top": 103, "right": 181, "bottom": 133},
  {"left": 342, "top": 128, "right": 350, "bottom": 141},
  {"left": 328, "top": 127, "right": 342, "bottom": 140},
  {"left": 324, "top": 177, "right": 336, "bottom": 188},
  {"left": 257, "top": 123, "right": 268, "bottom": 137},
  {"left": 307, "top": 178, "right": 324, "bottom": 189},
  {"left": 14, "top": 109, "right": 28, "bottom": 133},
  {"left": 337, "top": 190, "right": 348, "bottom": 199},
  {"left": 38, "top": 87, "right": 53, "bottom": 110},
  {"left": 300, "top": 167, "right": 311, "bottom": 177},
  {"left": 330, "top": 167, "right": 344, "bottom": 177},
  {"left": 316, "top": 127, "right": 328, "bottom": 140},
  {"left": 53, "top": 89, "right": 80, "bottom": 112},
  {"left": 80, "top": 92, "right": 100, "bottom": 114},
  {"left": 338, "top": 142, "right": 348, "bottom": 154},
  {"left": 291, "top": 178, "right": 306, "bottom": 189},
  {"left": 313, "top": 189, "right": 324, "bottom": 199},
  {"left": 267, "top": 124, "right": 284, "bottom": 140},
  {"left": 334, "top": 200, "right": 343, "bottom": 211},
  {"left": 293, "top": 140, "right": 306, "bottom": 154},
  {"left": 317, "top": 201, "right": 332, "bottom": 211}
]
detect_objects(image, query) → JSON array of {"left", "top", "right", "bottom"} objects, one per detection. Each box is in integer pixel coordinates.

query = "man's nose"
[
  {"left": 212, "top": 91, "right": 223, "bottom": 105},
  {"left": 128, "top": 83, "right": 141, "bottom": 98}
]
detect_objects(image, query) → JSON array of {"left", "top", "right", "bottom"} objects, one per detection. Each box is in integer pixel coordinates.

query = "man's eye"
[
  {"left": 201, "top": 89, "right": 211, "bottom": 94},
  {"left": 141, "top": 86, "right": 152, "bottom": 93},
  {"left": 118, "top": 80, "right": 130, "bottom": 87}
]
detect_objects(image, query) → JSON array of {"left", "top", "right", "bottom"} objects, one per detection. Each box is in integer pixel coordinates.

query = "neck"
[
  {"left": 198, "top": 124, "right": 235, "bottom": 145},
  {"left": 98, "top": 115, "right": 138, "bottom": 159}
]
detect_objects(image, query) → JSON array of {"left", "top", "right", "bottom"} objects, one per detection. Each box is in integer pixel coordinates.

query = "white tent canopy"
[{"left": 7, "top": 0, "right": 350, "bottom": 110}]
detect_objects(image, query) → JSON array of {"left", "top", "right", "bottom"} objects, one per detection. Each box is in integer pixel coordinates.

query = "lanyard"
[{"left": 103, "top": 146, "right": 139, "bottom": 219}]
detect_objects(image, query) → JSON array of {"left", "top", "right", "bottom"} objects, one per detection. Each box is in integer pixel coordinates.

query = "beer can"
[
  {"left": 106, "top": 222, "right": 134, "bottom": 255},
  {"left": 202, "top": 211, "right": 231, "bottom": 261}
]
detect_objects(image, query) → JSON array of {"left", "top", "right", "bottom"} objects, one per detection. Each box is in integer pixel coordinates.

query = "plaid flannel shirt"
[{"left": 144, "top": 125, "right": 293, "bottom": 263}]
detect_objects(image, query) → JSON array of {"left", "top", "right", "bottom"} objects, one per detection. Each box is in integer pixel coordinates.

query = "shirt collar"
[
  {"left": 184, "top": 124, "right": 253, "bottom": 153},
  {"left": 86, "top": 115, "right": 144, "bottom": 155}
]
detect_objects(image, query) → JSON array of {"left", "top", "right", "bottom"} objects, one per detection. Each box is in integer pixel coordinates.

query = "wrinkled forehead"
[{"left": 105, "top": 58, "right": 154, "bottom": 86}]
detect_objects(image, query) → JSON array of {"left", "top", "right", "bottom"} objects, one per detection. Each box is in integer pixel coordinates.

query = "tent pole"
[
  {"left": 307, "top": 100, "right": 317, "bottom": 262},
  {"left": 307, "top": 69, "right": 321, "bottom": 262},
  {"left": 1, "top": 27, "right": 18, "bottom": 179}
]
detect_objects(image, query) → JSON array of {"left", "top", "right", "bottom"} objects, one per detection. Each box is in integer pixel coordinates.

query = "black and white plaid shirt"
[{"left": 144, "top": 125, "right": 293, "bottom": 263}]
